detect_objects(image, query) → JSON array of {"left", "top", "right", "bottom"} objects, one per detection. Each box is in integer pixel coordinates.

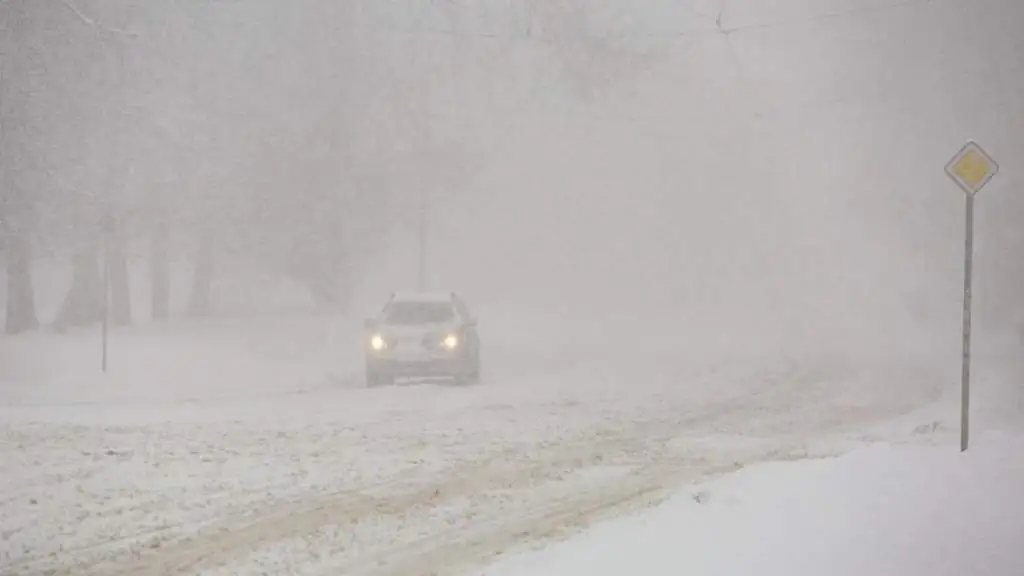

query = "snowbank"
[{"left": 484, "top": 433, "right": 1024, "bottom": 576}]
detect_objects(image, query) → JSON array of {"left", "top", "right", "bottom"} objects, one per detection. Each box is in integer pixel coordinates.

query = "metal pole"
[
  {"left": 417, "top": 193, "right": 427, "bottom": 291},
  {"left": 960, "top": 193, "right": 975, "bottom": 452},
  {"left": 101, "top": 239, "right": 110, "bottom": 373}
]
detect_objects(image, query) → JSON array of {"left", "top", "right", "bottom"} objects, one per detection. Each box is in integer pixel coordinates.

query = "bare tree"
[
  {"left": 2, "top": 230, "right": 39, "bottom": 334},
  {"left": 35, "top": 0, "right": 142, "bottom": 328},
  {"left": 150, "top": 219, "right": 169, "bottom": 320},
  {"left": 1, "top": 0, "right": 40, "bottom": 334},
  {"left": 187, "top": 232, "right": 214, "bottom": 317}
]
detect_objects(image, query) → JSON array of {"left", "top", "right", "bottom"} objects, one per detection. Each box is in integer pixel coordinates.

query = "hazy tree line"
[
  {"left": 4, "top": 0, "right": 1020, "bottom": 337},
  {"left": 0, "top": 0, "right": 635, "bottom": 334}
]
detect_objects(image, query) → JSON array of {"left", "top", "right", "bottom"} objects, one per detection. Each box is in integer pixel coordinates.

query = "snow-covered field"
[
  {"left": 484, "top": 431, "right": 1024, "bottom": 576},
  {"left": 0, "top": 312, "right": 990, "bottom": 576}
]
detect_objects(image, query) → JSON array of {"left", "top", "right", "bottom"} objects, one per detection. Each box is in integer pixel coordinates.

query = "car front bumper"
[{"left": 367, "top": 356, "right": 470, "bottom": 379}]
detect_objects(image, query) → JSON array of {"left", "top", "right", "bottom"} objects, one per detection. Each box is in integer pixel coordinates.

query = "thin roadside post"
[{"left": 943, "top": 141, "right": 999, "bottom": 452}]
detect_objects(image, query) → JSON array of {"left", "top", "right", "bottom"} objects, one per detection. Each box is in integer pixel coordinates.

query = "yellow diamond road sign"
[{"left": 945, "top": 141, "right": 998, "bottom": 196}]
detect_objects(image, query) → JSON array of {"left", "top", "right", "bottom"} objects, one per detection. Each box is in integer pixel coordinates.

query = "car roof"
[{"left": 389, "top": 291, "right": 456, "bottom": 304}]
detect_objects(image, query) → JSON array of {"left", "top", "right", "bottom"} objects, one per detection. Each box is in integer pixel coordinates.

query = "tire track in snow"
[
  {"left": 104, "top": 433, "right": 657, "bottom": 575},
  {"left": 3, "top": 463, "right": 432, "bottom": 576},
  {"left": 7, "top": 362, "right": 933, "bottom": 576},
  {"left": 99, "top": 385, "right": 825, "bottom": 576},
  {"left": 347, "top": 461, "right": 739, "bottom": 576},
  {"left": 245, "top": 386, "right": 919, "bottom": 576},
  {"left": 318, "top": 395, "right": 864, "bottom": 576},
  {"left": 351, "top": 445, "right": 849, "bottom": 576}
]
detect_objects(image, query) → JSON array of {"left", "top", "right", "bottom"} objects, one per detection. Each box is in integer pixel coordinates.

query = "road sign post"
[
  {"left": 417, "top": 193, "right": 427, "bottom": 291},
  {"left": 100, "top": 214, "right": 115, "bottom": 373},
  {"left": 101, "top": 247, "right": 110, "bottom": 373},
  {"left": 944, "top": 141, "right": 999, "bottom": 453}
]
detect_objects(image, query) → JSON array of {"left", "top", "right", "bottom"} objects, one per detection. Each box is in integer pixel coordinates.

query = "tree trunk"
[
  {"left": 187, "top": 234, "right": 213, "bottom": 316},
  {"left": 54, "top": 246, "right": 102, "bottom": 330},
  {"left": 150, "top": 222, "right": 170, "bottom": 321},
  {"left": 109, "top": 240, "right": 131, "bottom": 326},
  {"left": 5, "top": 232, "right": 38, "bottom": 334}
]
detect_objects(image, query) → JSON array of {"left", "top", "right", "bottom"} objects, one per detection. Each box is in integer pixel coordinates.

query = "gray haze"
[
  {"left": 2, "top": 0, "right": 1023, "bottom": 392},
  {"left": 2, "top": 3, "right": 1024, "bottom": 572}
]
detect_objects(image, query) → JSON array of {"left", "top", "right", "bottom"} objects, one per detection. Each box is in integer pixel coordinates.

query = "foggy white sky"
[
  {"left": 354, "top": 0, "right": 1022, "bottom": 369},
  {"left": 2, "top": 0, "right": 1021, "bottom": 371}
]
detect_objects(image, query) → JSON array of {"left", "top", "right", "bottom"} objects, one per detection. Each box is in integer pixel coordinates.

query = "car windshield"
[{"left": 384, "top": 302, "right": 455, "bottom": 325}]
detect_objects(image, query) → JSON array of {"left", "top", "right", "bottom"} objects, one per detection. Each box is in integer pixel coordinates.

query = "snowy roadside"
[
  {"left": 482, "top": 431, "right": 1024, "bottom": 576},
  {"left": 1, "top": 317, "right": 958, "bottom": 575},
  {"left": 0, "top": 315, "right": 365, "bottom": 413}
]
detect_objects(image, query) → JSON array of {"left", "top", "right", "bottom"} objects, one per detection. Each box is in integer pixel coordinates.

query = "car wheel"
[
  {"left": 463, "top": 351, "right": 482, "bottom": 386},
  {"left": 472, "top": 356, "right": 481, "bottom": 383}
]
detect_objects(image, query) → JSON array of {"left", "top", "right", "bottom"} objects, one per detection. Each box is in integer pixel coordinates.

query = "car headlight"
[
  {"left": 442, "top": 334, "right": 459, "bottom": 350},
  {"left": 370, "top": 334, "right": 387, "bottom": 351}
]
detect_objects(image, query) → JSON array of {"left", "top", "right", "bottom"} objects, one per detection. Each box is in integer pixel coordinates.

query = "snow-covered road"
[{"left": 0, "top": 317, "right": 951, "bottom": 575}]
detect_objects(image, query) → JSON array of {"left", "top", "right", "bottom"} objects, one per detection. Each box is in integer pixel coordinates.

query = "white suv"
[{"left": 363, "top": 292, "right": 482, "bottom": 387}]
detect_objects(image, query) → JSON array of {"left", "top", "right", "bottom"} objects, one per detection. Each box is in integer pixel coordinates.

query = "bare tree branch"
[{"left": 59, "top": 0, "right": 139, "bottom": 38}]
